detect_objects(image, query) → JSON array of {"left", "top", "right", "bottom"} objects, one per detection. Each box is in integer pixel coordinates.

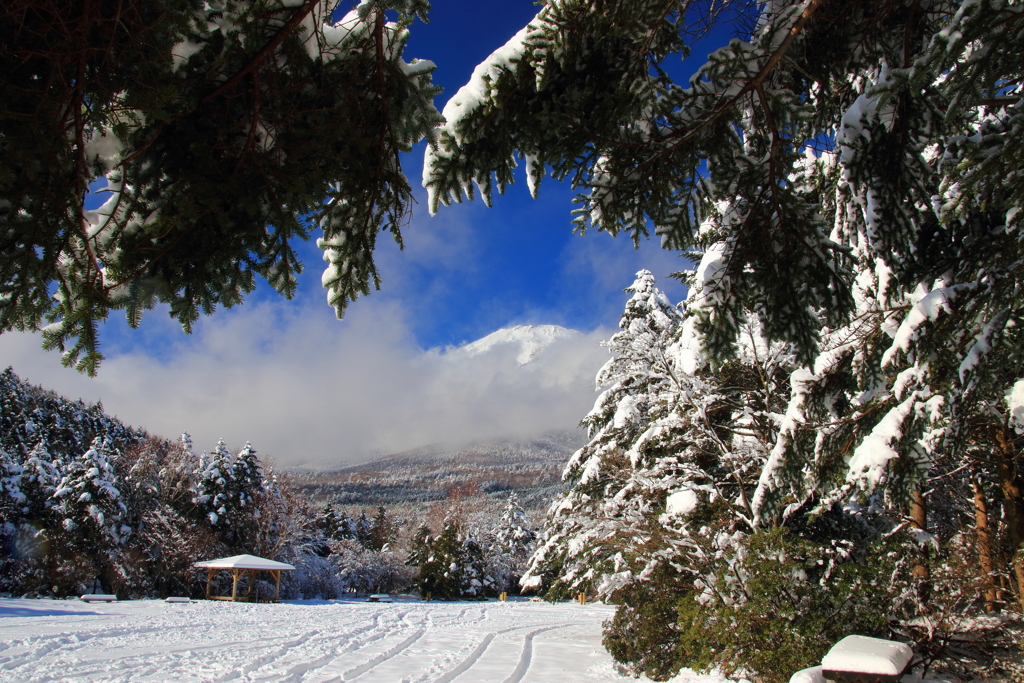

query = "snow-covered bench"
[
  {"left": 80, "top": 594, "right": 117, "bottom": 603},
  {"left": 165, "top": 597, "right": 191, "bottom": 603},
  {"left": 790, "top": 635, "right": 913, "bottom": 683},
  {"left": 367, "top": 594, "right": 393, "bottom": 603}
]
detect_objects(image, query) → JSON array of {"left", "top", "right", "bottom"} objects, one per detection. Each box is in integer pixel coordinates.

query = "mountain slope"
[
  {"left": 458, "top": 325, "right": 582, "bottom": 366},
  {"left": 287, "top": 430, "right": 583, "bottom": 511}
]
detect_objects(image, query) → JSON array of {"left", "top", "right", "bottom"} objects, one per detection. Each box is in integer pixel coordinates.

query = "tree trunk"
[
  {"left": 909, "top": 490, "right": 931, "bottom": 607},
  {"left": 995, "top": 423, "right": 1024, "bottom": 613},
  {"left": 972, "top": 478, "right": 997, "bottom": 611}
]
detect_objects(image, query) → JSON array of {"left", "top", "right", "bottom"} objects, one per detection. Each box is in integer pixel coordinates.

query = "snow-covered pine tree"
[
  {"left": 522, "top": 270, "right": 684, "bottom": 599},
  {"left": 232, "top": 442, "right": 264, "bottom": 515},
  {"left": 486, "top": 492, "right": 535, "bottom": 594},
  {"left": 338, "top": 511, "right": 357, "bottom": 541},
  {"left": 194, "top": 439, "right": 234, "bottom": 528},
  {"left": 122, "top": 445, "right": 161, "bottom": 518},
  {"left": 0, "top": 440, "right": 62, "bottom": 594},
  {"left": 494, "top": 491, "right": 534, "bottom": 562},
  {"left": 354, "top": 511, "right": 372, "bottom": 547},
  {"left": 416, "top": 514, "right": 479, "bottom": 600},
  {"left": 406, "top": 524, "right": 432, "bottom": 569},
  {"left": 523, "top": 266, "right": 791, "bottom": 602},
  {"left": 365, "top": 506, "right": 393, "bottom": 551},
  {"left": 460, "top": 533, "right": 494, "bottom": 598},
  {"left": 523, "top": 262, "right": 906, "bottom": 678},
  {"left": 728, "top": 5, "right": 1024, "bottom": 624},
  {"left": 0, "top": 447, "right": 22, "bottom": 589},
  {"left": 17, "top": 441, "right": 61, "bottom": 524},
  {"left": 318, "top": 503, "right": 344, "bottom": 541},
  {"left": 50, "top": 438, "right": 130, "bottom": 557},
  {"left": 0, "top": 448, "right": 23, "bottom": 538},
  {"left": 159, "top": 433, "right": 198, "bottom": 512}
]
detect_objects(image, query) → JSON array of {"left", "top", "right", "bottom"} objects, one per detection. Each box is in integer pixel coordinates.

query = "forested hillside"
[
  {"left": 0, "top": 367, "right": 145, "bottom": 459},
  {"left": 0, "top": 368, "right": 542, "bottom": 602},
  {"left": 0, "top": 367, "right": 291, "bottom": 597}
]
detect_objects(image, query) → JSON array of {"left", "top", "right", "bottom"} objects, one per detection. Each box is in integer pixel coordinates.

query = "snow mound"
[
  {"left": 460, "top": 324, "right": 582, "bottom": 366},
  {"left": 789, "top": 666, "right": 825, "bottom": 683}
]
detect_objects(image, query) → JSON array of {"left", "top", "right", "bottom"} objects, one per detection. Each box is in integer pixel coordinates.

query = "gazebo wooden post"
[
  {"left": 247, "top": 569, "right": 255, "bottom": 601},
  {"left": 231, "top": 569, "right": 240, "bottom": 601},
  {"left": 272, "top": 570, "right": 281, "bottom": 602},
  {"left": 206, "top": 569, "right": 215, "bottom": 599}
]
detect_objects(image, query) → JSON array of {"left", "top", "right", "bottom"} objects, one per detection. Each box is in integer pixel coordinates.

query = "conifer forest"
[{"left": 3, "top": 0, "right": 1024, "bottom": 681}]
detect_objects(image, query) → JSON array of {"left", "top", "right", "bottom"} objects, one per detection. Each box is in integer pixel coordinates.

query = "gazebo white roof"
[{"left": 193, "top": 554, "right": 295, "bottom": 571}]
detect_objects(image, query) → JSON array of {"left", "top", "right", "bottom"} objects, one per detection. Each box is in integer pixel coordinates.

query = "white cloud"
[
  {"left": 0, "top": 300, "right": 610, "bottom": 468},
  {"left": 1, "top": 179, "right": 690, "bottom": 470}
]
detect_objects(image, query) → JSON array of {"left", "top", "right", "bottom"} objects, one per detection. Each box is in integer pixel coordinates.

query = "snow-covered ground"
[{"left": 0, "top": 597, "right": 739, "bottom": 683}]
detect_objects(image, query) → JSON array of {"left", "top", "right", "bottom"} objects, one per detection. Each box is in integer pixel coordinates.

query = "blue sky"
[
  {"left": 1, "top": 2, "right": 740, "bottom": 466},
  {"left": 84, "top": 0, "right": 692, "bottom": 356}
]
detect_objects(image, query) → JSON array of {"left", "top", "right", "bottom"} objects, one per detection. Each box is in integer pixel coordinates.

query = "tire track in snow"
[
  {"left": 2, "top": 621, "right": 320, "bottom": 680},
  {"left": 500, "top": 624, "right": 568, "bottom": 683},
  {"left": 431, "top": 632, "right": 496, "bottom": 683},
  {"left": 430, "top": 620, "right": 568, "bottom": 683},
  {"left": 341, "top": 627, "right": 425, "bottom": 680},
  {"left": 0, "top": 611, "right": 301, "bottom": 673},
  {"left": 339, "top": 610, "right": 404, "bottom": 654},
  {"left": 215, "top": 630, "right": 321, "bottom": 681},
  {"left": 277, "top": 649, "right": 340, "bottom": 682},
  {"left": 255, "top": 609, "right": 421, "bottom": 682}
]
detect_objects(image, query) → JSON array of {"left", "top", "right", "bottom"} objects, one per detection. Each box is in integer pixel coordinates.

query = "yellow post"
[
  {"left": 206, "top": 569, "right": 215, "bottom": 599},
  {"left": 578, "top": 592, "right": 586, "bottom": 605},
  {"left": 231, "top": 569, "right": 240, "bottom": 601},
  {"left": 273, "top": 570, "right": 281, "bottom": 602},
  {"left": 499, "top": 591, "right": 507, "bottom": 602}
]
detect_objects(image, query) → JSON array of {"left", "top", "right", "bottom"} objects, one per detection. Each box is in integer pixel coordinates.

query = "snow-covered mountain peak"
[{"left": 460, "top": 324, "right": 581, "bottom": 366}]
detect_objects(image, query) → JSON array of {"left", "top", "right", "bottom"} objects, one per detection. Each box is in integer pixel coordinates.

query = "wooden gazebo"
[{"left": 194, "top": 554, "right": 295, "bottom": 603}]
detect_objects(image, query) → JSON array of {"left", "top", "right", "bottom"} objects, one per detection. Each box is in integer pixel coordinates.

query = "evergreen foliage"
[
  {"left": 525, "top": 267, "right": 1012, "bottom": 679},
  {"left": 494, "top": 493, "right": 533, "bottom": 555},
  {"left": 194, "top": 439, "right": 235, "bottom": 527},
  {"left": 365, "top": 506, "right": 393, "bottom": 551},
  {"left": 406, "top": 524, "right": 432, "bottom": 570},
  {"left": 416, "top": 516, "right": 467, "bottom": 599},
  {"left": 355, "top": 510, "right": 372, "bottom": 546},
  {"left": 316, "top": 503, "right": 346, "bottom": 541},
  {"left": 413, "top": 513, "right": 496, "bottom": 599},
  {"left": 0, "top": 367, "right": 144, "bottom": 458},
  {"left": 522, "top": 269, "right": 791, "bottom": 601},
  {"left": 436, "top": 1, "right": 1024, "bottom": 677},
  {"left": 51, "top": 437, "right": 130, "bottom": 549},
  {"left": 0, "top": 0, "right": 443, "bottom": 374},
  {"left": 669, "top": 526, "right": 904, "bottom": 683}
]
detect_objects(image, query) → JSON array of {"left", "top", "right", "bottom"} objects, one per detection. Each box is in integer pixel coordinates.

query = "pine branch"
[{"left": 199, "top": 0, "right": 320, "bottom": 106}]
